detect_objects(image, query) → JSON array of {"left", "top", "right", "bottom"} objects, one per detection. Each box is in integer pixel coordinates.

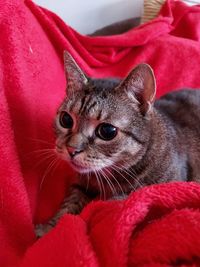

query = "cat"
[{"left": 35, "top": 51, "right": 200, "bottom": 237}]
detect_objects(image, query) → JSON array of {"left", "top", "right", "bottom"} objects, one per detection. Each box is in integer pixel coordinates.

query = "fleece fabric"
[{"left": 0, "top": 0, "right": 200, "bottom": 266}]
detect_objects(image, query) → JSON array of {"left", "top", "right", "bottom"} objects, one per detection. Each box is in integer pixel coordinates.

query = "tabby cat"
[{"left": 36, "top": 52, "right": 200, "bottom": 237}]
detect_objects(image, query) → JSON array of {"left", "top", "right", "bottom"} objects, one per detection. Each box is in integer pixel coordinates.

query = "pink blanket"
[{"left": 1, "top": 0, "right": 200, "bottom": 266}]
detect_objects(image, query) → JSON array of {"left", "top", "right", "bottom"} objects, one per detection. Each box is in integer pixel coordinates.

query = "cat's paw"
[
  {"left": 34, "top": 205, "right": 81, "bottom": 238},
  {"left": 35, "top": 223, "right": 53, "bottom": 238}
]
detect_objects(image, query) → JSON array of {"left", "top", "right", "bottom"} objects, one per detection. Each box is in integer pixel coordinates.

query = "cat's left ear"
[
  {"left": 119, "top": 63, "right": 156, "bottom": 114},
  {"left": 64, "top": 51, "right": 88, "bottom": 94}
]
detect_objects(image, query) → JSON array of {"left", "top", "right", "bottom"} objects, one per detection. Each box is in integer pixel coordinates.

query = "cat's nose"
[{"left": 67, "top": 146, "right": 83, "bottom": 158}]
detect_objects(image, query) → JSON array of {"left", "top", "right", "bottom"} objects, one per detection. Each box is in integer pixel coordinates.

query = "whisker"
[
  {"left": 49, "top": 157, "right": 61, "bottom": 183},
  {"left": 39, "top": 157, "right": 59, "bottom": 191},
  {"left": 100, "top": 169, "right": 116, "bottom": 197},
  {"left": 118, "top": 162, "right": 144, "bottom": 188},
  {"left": 109, "top": 164, "right": 137, "bottom": 191},
  {"left": 93, "top": 169, "right": 103, "bottom": 200},
  {"left": 26, "top": 137, "right": 55, "bottom": 146},
  {"left": 27, "top": 150, "right": 58, "bottom": 171},
  {"left": 105, "top": 168, "right": 126, "bottom": 198},
  {"left": 97, "top": 170, "right": 106, "bottom": 200},
  {"left": 113, "top": 163, "right": 144, "bottom": 189},
  {"left": 86, "top": 171, "right": 91, "bottom": 192},
  {"left": 35, "top": 154, "right": 56, "bottom": 168},
  {"left": 89, "top": 145, "right": 117, "bottom": 198},
  {"left": 25, "top": 148, "right": 56, "bottom": 158}
]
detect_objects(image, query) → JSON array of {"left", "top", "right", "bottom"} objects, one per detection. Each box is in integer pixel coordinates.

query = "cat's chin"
[
  {"left": 70, "top": 161, "right": 104, "bottom": 174},
  {"left": 70, "top": 161, "right": 93, "bottom": 174}
]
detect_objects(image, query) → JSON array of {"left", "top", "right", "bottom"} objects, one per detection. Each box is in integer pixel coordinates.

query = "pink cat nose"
[{"left": 66, "top": 146, "right": 83, "bottom": 158}]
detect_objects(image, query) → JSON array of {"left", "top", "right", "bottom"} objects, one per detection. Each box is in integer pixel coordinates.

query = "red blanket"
[{"left": 1, "top": 0, "right": 200, "bottom": 266}]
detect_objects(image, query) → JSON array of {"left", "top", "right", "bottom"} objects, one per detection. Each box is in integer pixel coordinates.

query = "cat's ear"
[
  {"left": 119, "top": 63, "right": 156, "bottom": 114},
  {"left": 63, "top": 51, "right": 88, "bottom": 94}
]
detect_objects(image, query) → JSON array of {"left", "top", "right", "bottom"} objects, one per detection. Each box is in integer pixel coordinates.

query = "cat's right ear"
[{"left": 64, "top": 51, "right": 88, "bottom": 95}]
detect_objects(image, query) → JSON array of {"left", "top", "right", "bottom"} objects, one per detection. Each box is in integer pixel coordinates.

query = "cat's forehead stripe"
[
  {"left": 80, "top": 95, "right": 93, "bottom": 115},
  {"left": 96, "top": 109, "right": 102, "bottom": 120},
  {"left": 86, "top": 101, "right": 97, "bottom": 114},
  {"left": 67, "top": 93, "right": 103, "bottom": 120},
  {"left": 78, "top": 94, "right": 87, "bottom": 114}
]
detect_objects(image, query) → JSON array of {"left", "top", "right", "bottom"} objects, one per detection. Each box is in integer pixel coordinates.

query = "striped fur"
[{"left": 36, "top": 53, "right": 200, "bottom": 237}]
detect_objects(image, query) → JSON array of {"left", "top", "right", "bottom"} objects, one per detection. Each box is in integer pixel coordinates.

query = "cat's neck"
[
  {"left": 107, "top": 109, "right": 175, "bottom": 195},
  {"left": 129, "top": 108, "right": 176, "bottom": 187}
]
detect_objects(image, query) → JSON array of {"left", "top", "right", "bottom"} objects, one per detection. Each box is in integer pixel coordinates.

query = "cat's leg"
[{"left": 35, "top": 184, "right": 91, "bottom": 237}]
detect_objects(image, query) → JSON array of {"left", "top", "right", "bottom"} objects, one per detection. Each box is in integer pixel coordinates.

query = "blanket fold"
[
  {"left": 21, "top": 182, "right": 200, "bottom": 267},
  {"left": 0, "top": 0, "right": 200, "bottom": 266}
]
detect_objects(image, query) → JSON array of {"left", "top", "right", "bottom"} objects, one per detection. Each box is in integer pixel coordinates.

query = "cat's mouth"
[
  {"left": 70, "top": 160, "right": 93, "bottom": 173},
  {"left": 56, "top": 146, "right": 107, "bottom": 173},
  {"left": 70, "top": 159, "right": 108, "bottom": 174}
]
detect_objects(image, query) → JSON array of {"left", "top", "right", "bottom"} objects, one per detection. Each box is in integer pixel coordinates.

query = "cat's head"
[{"left": 55, "top": 52, "right": 156, "bottom": 173}]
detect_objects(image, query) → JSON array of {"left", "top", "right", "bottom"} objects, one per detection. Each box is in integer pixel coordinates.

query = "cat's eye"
[
  {"left": 95, "top": 123, "right": 117, "bottom": 141},
  {"left": 59, "top": 112, "right": 73, "bottom": 129}
]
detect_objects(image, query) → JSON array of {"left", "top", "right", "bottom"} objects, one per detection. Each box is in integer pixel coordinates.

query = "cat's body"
[
  {"left": 66, "top": 85, "right": 200, "bottom": 198},
  {"left": 154, "top": 89, "right": 200, "bottom": 183},
  {"left": 35, "top": 52, "right": 200, "bottom": 237}
]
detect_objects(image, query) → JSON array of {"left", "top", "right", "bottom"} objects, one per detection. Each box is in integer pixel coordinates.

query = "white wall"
[{"left": 34, "top": 0, "right": 143, "bottom": 34}]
